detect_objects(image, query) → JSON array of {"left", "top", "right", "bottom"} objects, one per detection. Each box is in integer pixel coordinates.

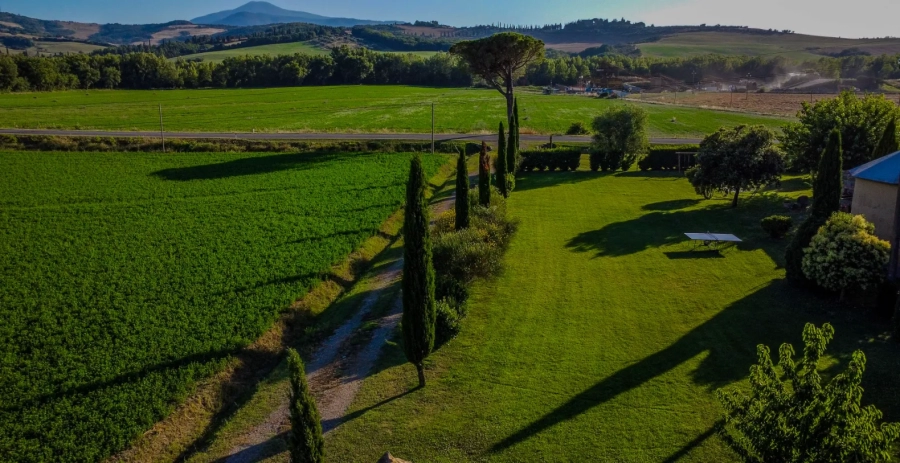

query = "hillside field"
[
  {"left": 0, "top": 86, "right": 790, "bottom": 138},
  {"left": 8, "top": 40, "right": 106, "bottom": 56},
  {"left": 176, "top": 42, "right": 440, "bottom": 62},
  {"left": 323, "top": 167, "right": 900, "bottom": 462},
  {"left": 0, "top": 150, "right": 446, "bottom": 462},
  {"left": 638, "top": 31, "right": 900, "bottom": 60}
]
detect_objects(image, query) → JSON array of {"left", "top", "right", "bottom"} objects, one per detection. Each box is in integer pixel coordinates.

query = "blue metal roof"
[{"left": 850, "top": 151, "right": 900, "bottom": 185}]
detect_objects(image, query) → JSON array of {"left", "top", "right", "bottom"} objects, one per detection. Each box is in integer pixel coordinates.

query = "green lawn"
[
  {"left": 639, "top": 31, "right": 900, "bottom": 60},
  {"left": 325, "top": 166, "right": 900, "bottom": 461},
  {"left": 0, "top": 86, "right": 789, "bottom": 138},
  {"left": 0, "top": 150, "right": 446, "bottom": 463}
]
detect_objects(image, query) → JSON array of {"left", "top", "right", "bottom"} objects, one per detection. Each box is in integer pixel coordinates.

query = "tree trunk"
[
  {"left": 416, "top": 363, "right": 426, "bottom": 387},
  {"left": 505, "top": 73, "right": 515, "bottom": 127},
  {"left": 731, "top": 187, "right": 741, "bottom": 208}
]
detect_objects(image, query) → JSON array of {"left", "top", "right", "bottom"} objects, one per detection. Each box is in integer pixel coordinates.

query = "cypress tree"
[
  {"left": 506, "top": 113, "right": 517, "bottom": 193},
  {"left": 455, "top": 151, "right": 470, "bottom": 230},
  {"left": 497, "top": 122, "right": 509, "bottom": 197},
  {"left": 510, "top": 98, "right": 520, "bottom": 173},
  {"left": 872, "top": 117, "right": 899, "bottom": 160},
  {"left": 478, "top": 141, "right": 491, "bottom": 206},
  {"left": 402, "top": 154, "right": 436, "bottom": 387},
  {"left": 287, "top": 348, "right": 324, "bottom": 463},
  {"left": 786, "top": 129, "right": 843, "bottom": 283}
]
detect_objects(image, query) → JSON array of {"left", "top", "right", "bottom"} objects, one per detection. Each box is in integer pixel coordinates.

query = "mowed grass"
[
  {"left": 0, "top": 86, "right": 789, "bottom": 138},
  {"left": 639, "top": 31, "right": 900, "bottom": 60},
  {"left": 0, "top": 150, "right": 446, "bottom": 462},
  {"left": 325, "top": 168, "right": 900, "bottom": 462}
]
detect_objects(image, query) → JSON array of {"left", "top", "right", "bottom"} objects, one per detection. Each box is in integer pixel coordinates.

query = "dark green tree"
[
  {"left": 717, "top": 323, "right": 900, "bottom": 462},
  {"left": 686, "top": 125, "right": 782, "bottom": 207},
  {"left": 287, "top": 348, "right": 324, "bottom": 463},
  {"left": 450, "top": 33, "right": 545, "bottom": 126},
  {"left": 509, "top": 98, "right": 520, "bottom": 173},
  {"left": 872, "top": 117, "right": 899, "bottom": 160},
  {"left": 591, "top": 105, "right": 650, "bottom": 172},
  {"left": 496, "top": 122, "right": 509, "bottom": 197},
  {"left": 455, "top": 151, "right": 470, "bottom": 231},
  {"left": 402, "top": 154, "right": 436, "bottom": 387},
  {"left": 782, "top": 91, "right": 900, "bottom": 171},
  {"left": 506, "top": 111, "right": 517, "bottom": 193},
  {"left": 478, "top": 142, "right": 491, "bottom": 206},
  {"left": 785, "top": 129, "right": 843, "bottom": 283}
]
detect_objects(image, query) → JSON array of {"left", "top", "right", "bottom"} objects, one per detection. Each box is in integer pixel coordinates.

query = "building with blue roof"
[{"left": 850, "top": 150, "right": 900, "bottom": 241}]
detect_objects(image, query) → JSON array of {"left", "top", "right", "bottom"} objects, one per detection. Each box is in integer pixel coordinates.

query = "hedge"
[
  {"left": 519, "top": 148, "right": 583, "bottom": 172},
  {"left": 637, "top": 145, "right": 700, "bottom": 171}
]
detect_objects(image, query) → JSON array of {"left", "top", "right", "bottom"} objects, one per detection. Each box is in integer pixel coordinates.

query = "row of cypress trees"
[{"left": 494, "top": 99, "right": 521, "bottom": 199}]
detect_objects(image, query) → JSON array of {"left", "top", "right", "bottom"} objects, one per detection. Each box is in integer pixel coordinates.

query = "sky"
[{"left": 2, "top": 0, "right": 898, "bottom": 39}]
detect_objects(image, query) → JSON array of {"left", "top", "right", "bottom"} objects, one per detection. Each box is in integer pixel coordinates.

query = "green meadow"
[
  {"left": 0, "top": 86, "right": 790, "bottom": 138},
  {"left": 323, "top": 167, "right": 900, "bottom": 462}
]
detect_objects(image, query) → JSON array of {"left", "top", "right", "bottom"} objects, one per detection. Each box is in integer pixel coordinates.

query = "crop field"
[
  {"left": 638, "top": 31, "right": 900, "bottom": 60},
  {"left": 325, "top": 168, "right": 900, "bottom": 462},
  {"left": 0, "top": 86, "right": 790, "bottom": 138},
  {"left": 10, "top": 40, "right": 106, "bottom": 56},
  {"left": 632, "top": 91, "right": 900, "bottom": 117},
  {"left": 0, "top": 150, "right": 446, "bottom": 462}
]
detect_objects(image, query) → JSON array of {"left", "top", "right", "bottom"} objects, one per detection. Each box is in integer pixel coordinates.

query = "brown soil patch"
[
  {"left": 0, "top": 21, "right": 22, "bottom": 29},
  {"left": 58, "top": 21, "right": 101, "bottom": 40},
  {"left": 636, "top": 92, "right": 900, "bottom": 117},
  {"left": 146, "top": 25, "right": 226, "bottom": 45}
]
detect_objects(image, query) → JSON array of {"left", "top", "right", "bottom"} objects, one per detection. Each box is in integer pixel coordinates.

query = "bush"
[
  {"left": 519, "top": 148, "right": 581, "bottom": 172},
  {"left": 591, "top": 105, "right": 649, "bottom": 171},
  {"left": 636, "top": 145, "right": 700, "bottom": 171},
  {"left": 566, "top": 122, "right": 589, "bottom": 135},
  {"left": 435, "top": 299, "right": 462, "bottom": 346},
  {"left": 760, "top": 215, "right": 793, "bottom": 239},
  {"left": 802, "top": 212, "right": 890, "bottom": 299}
]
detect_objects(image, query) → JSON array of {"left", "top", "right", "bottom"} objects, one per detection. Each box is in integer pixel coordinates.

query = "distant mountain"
[{"left": 191, "top": 1, "right": 395, "bottom": 27}]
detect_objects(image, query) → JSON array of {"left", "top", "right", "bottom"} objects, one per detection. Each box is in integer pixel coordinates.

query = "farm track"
[
  {"left": 0, "top": 128, "right": 702, "bottom": 145},
  {"left": 219, "top": 176, "right": 460, "bottom": 463}
]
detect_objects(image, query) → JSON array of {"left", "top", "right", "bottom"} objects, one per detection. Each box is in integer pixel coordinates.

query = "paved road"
[{"left": 0, "top": 128, "right": 702, "bottom": 145}]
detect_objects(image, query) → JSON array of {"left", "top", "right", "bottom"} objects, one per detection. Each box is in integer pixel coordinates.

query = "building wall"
[{"left": 851, "top": 178, "right": 897, "bottom": 241}]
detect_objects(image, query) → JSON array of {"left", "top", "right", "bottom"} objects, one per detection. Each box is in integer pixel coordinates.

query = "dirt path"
[{"left": 222, "top": 180, "right": 460, "bottom": 463}]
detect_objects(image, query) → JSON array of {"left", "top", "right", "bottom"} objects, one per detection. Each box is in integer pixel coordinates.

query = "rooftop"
[{"left": 849, "top": 151, "right": 900, "bottom": 185}]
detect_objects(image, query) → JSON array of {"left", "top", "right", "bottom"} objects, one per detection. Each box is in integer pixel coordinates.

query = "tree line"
[{"left": 0, "top": 47, "right": 472, "bottom": 91}]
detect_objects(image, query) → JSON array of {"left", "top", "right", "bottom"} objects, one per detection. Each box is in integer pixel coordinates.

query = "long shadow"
[
  {"left": 152, "top": 152, "right": 360, "bottom": 181},
  {"left": 2, "top": 349, "right": 239, "bottom": 413},
  {"left": 491, "top": 281, "right": 839, "bottom": 453},
  {"left": 660, "top": 424, "right": 721, "bottom": 463},
  {"left": 211, "top": 431, "right": 288, "bottom": 463},
  {"left": 322, "top": 387, "right": 419, "bottom": 433},
  {"left": 513, "top": 171, "right": 613, "bottom": 192},
  {"left": 565, "top": 194, "right": 788, "bottom": 263},
  {"left": 643, "top": 199, "right": 702, "bottom": 211}
]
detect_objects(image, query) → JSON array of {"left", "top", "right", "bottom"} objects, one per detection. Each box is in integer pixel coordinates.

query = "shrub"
[
  {"left": 519, "top": 148, "right": 581, "bottom": 172},
  {"left": 287, "top": 348, "right": 325, "bottom": 463},
  {"left": 636, "top": 145, "right": 700, "bottom": 171},
  {"left": 760, "top": 215, "right": 792, "bottom": 239},
  {"left": 435, "top": 299, "right": 462, "bottom": 346},
  {"left": 566, "top": 122, "right": 589, "bottom": 135},
  {"left": 717, "top": 323, "right": 900, "bottom": 463},
  {"left": 802, "top": 212, "right": 890, "bottom": 299}
]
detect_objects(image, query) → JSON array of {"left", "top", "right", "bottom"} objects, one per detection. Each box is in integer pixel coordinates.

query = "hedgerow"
[
  {"left": 0, "top": 150, "right": 445, "bottom": 462},
  {"left": 519, "top": 148, "right": 582, "bottom": 172},
  {"left": 637, "top": 145, "right": 700, "bottom": 171}
]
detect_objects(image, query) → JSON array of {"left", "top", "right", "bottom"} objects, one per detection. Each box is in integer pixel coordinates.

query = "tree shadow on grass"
[
  {"left": 643, "top": 199, "right": 702, "bottom": 211},
  {"left": 152, "top": 152, "right": 361, "bottom": 181},
  {"left": 491, "top": 280, "right": 862, "bottom": 454},
  {"left": 211, "top": 430, "right": 288, "bottom": 463},
  {"left": 512, "top": 171, "right": 614, "bottom": 192},
  {"left": 565, "top": 194, "right": 789, "bottom": 264}
]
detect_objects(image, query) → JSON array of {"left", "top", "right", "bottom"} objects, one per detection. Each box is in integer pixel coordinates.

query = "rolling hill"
[{"left": 191, "top": 1, "right": 396, "bottom": 27}]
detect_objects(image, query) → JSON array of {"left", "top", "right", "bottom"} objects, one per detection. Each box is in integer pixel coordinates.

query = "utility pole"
[
  {"left": 431, "top": 103, "right": 435, "bottom": 155},
  {"left": 158, "top": 105, "right": 165, "bottom": 153}
]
